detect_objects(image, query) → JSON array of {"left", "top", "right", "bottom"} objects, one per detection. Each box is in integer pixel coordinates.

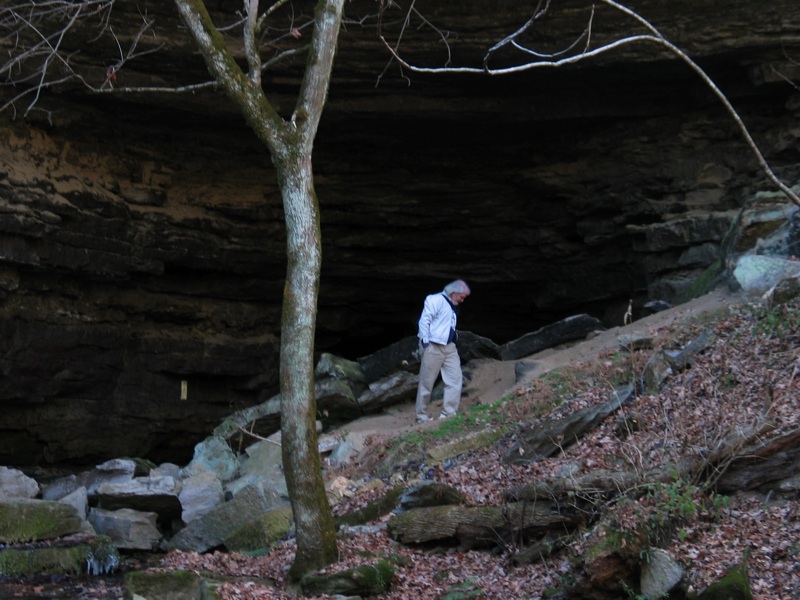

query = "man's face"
[{"left": 451, "top": 292, "right": 469, "bottom": 305}]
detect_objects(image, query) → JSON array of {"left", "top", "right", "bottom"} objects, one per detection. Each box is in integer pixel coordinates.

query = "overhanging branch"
[{"left": 378, "top": 0, "right": 800, "bottom": 206}]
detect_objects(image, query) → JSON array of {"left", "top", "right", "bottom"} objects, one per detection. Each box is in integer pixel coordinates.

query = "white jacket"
[{"left": 417, "top": 292, "right": 457, "bottom": 345}]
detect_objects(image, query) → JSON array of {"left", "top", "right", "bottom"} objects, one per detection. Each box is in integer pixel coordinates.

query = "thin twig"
[{"left": 378, "top": 0, "right": 800, "bottom": 207}]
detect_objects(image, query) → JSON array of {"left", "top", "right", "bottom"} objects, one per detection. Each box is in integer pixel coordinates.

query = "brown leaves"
[{"left": 113, "top": 299, "right": 800, "bottom": 599}]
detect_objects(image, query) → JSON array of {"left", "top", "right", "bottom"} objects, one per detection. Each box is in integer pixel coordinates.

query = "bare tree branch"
[
  {"left": 0, "top": 0, "right": 312, "bottom": 117},
  {"left": 378, "top": 0, "right": 800, "bottom": 206},
  {"left": 243, "top": 0, "right": 262, "bottom": 86}
]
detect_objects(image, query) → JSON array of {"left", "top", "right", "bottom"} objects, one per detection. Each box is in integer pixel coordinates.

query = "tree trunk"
[
  {"left": 172, "top": 0, "right": 345, "bottom": 579},
  {"left": 276, "top": 154, "right": 338, "bottom": 579}
]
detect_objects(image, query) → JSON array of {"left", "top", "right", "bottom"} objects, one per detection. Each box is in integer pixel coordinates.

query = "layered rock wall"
[{"left": 0, "top": 0, "right": 798, "bottom": 465}]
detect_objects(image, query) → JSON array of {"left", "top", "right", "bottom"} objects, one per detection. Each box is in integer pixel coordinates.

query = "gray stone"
[
  {"left": 315, "top": 352, "right": 367, "bottom": 382},
  {"left": 769, "top": 275, "right": 800, "bottom": 305},
  {"left": 0, "top": 466, "right": 39, "bottom": 500},
  {"left": 324, "top": 435, "right": 364, "bottom": 468},
  {"left": 228, "top": 440, "right": 288, "bottom": 500},
  {"left": 457, "top": 331, "right": 503, "bottom": 363},
  {"left": 315, "top": 377, "right": 360, "bottom": 417},
  {"left": 740, "top": 200, "right": 798, "bottom": 256},
  {"left": 618, "top": 331, "right": 654, "bottom": 350},
  {"left": 179, "top": 471, "right": 224, "bottom": 524},
  {"left": 182, "top": 436, "right": 238, "bottom": 482},
  {"left": 678, "top": 242, "right": 721, "bottom": 267},
  {"left": 213, "top": 395, "right": 282, "bottom": 441},
  {"left": 88, "top": 507, "right": 162, "bottom": 551},
  {"left": 123, "top": 570, "right": 203, "bottom": 600},
  {"left": 663, "top": 329, "right": 715, "bottom": 372},
  {"left": 500, "top": 314, "right": 606, "bottom": 361},
  {"left": 95, "top": 476, "right": 181, "bottom": 522},
  {"left": 59, "top": 486, "right": 89, "bottom": 520},
  {"left": 733, "top": 255, "right": 800, "bottom": 296},
  {"left": 642, "top": 355, "right": 673, "bottom": 393},
  {"left": 0, "top": 498, "right": 83, "bottom": 543},
  {"left": 644, "top": 300, "right": 672, "bottom": 315},
  {"left": 640, "top": 548, "right": 684, "bottom": 600},
  {"left": 151, "top": 463, "right": 182, "bottom": 479},
  {"left": 357, "top": 336, "right": 420, "bottom": 383},
  {"left": 41, "top": 474, "right": 77, "bottom": 501},
  {"left": 630, "top": 211, "right": 736, "bottom": 253},
  {"left": 356, "top": 370, "right": 418, "bottom": 414},
  {"left": 165, "top": 483, "right": 279, "bottom": 553},
  {"left": 75, "top": 459, "right": 137, "bottom": 497},
  {"left": 776, "top": 474, "right": 800, "bottom": 492}
]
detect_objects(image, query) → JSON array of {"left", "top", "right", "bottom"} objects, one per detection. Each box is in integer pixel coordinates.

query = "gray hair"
[{"left": 443, "top": 279, "right": 471, "bottom": 296}]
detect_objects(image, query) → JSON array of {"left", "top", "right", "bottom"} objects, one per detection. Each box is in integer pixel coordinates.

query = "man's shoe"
[
  {"left": 438, "top": 412, "right": 453, "bottom": 420},
  {"left": 415, "top": 416, "right": 429, "bottom": 424}
]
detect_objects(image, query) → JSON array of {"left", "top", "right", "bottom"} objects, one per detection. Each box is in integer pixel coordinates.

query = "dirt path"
[{"left": 326, "top": 286, "right": 745, "bottom": 451}]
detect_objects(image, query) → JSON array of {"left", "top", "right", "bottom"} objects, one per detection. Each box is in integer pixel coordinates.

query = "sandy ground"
[{"left": 326, "top": 286, "right": 745, "bottom": 451}]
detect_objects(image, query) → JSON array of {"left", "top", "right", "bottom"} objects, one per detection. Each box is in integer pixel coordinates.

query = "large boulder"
[
  {"left": 165, "top": 483, "right": 281, "bottom": 553},
  {"left": 500, "top": 314, "right": 607, "bottom": 361},
  {"left": 123, "top": 570, "right": 205, "bottom": 600},
  {"left": 0, "top": 466, "right": 39, "bottom": 500},
  {"left": 223, "top": 504, "right": 293, "bottom": 553},
  {"left": 0, "top": 498, "right": 83, "bottom": 543},
  {"left": 733, "top": 255, "right": 800, "bottom": 296},
  {"left": 0, "top": 534, "right": 119, "bottom": 578},
  {"left": 179, "top": 471, "right": 225, "bottom": 524},
  {"left": 182, "top": 436, "right": 239, "bottom": 482},
  {"left": 95, "top": 476, "right": 182, "bottom": 522},
  {"left": 88, "top": 507, "right": 162, "bottom": 551}
]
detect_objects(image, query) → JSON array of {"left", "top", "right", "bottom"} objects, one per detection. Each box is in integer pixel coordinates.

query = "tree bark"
[
  {"left": 386, "top": 502, "right": 586, "bottom": 549},
  {"left": 173, "top": 0, "right": 345, "bottom": 578},
  {"left": 276, "top": 153, "right": 338, "bottom": 580}
]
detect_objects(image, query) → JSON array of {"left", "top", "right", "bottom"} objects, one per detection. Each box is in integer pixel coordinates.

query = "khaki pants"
[{"left": 415, "top": 342, "right": 462, "bottom": 421}]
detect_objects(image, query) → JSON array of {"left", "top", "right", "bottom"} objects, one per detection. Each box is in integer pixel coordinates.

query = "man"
[{"left": 415, "top": 279, "right": 471, "bottom": 423}]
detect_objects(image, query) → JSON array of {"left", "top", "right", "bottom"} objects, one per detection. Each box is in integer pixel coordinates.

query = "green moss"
[
  {"left": 0, "top": 499, "right": 82, "bottom": 543},
  {"left": 335, "top": 486, "right": 405, "bottom": 527},
  {"left": 427, "top": 430, "right": 502, "bottom": 462},
  {"left": 582, "top": 526, "right": 626, "bottom": 564},
  {"left": 693, "top": 564, "right": 753, "bottom": 600},
  {"left": 367, "top": 399, "right": 515, "bottom": 473},
  {"left": 360, "top": 559, "right": 394, "bottom": 589},
  {"left": 224, "top": 505, "right": 293, "bottom": 553},
  {"left": 0, "top": 546, "right": 83, "bottom": 577},
  {"left": 124, "top": 570, "right": 202, "bottom": 600},
  {"left": 299, "top": 559, "right": 394, "bottom": 596},
  {"left": 0, "top": 536, "right": 119, "bottom": 578},
  {"left": 673, "top": 259, "right": 724, "bottom": 304}
]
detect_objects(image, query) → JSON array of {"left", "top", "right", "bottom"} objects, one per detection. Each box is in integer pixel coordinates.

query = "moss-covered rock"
[
  {"left": 395, "top": 482, "right": 467, "bottom": 512},
  {"left": 427, "top": 431, "right": 502, "bottom": 463},
  {"left": 335, "top": 486, "right": 405, "bottom": 527},
  {"left": 0, "top": 498, "right": 83, "bottom": 543},
  {"left": 223, "top": 504, "right": 293, "bottom": 552},
  {"left": 693, "top": 564, "right": 753, "bottom": 600},
  {"left": 673, "top": 259, "right": 724, "bottom": 304},
  {"left": 315, "top": 352, "right": 367, "bottom": 382},
  {"left": 299, "top": 559, "right": 394, "bottom": 597},
  {"left": 124, "top": 570, "right": 203, "bottom": 600},
  {"left": 0, "top": 535, "right": 119, "bottom": 577}
]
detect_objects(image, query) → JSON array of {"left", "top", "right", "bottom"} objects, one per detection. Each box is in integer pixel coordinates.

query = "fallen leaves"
[{"left": 24, "top": 298, "right": 800, "bottom": 599}]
